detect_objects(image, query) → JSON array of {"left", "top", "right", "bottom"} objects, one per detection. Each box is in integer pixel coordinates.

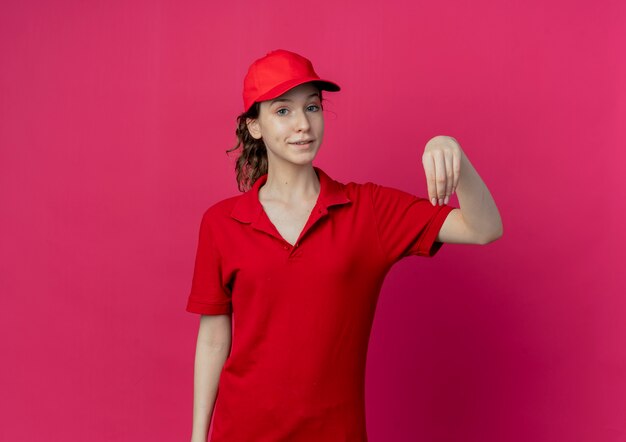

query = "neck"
[{"left": 261, "top": 162, "right": 320, "bottom": 203}]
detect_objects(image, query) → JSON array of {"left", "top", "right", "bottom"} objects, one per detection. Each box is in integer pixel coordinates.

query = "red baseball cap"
[{"left": 242, "top": 49, "right": 341, "bottom": 113}]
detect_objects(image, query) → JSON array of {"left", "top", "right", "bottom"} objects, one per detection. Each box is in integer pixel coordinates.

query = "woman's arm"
[
  {"left": 421, "top": 135, "right": 503, "bottom": 244},
  {"left": 190, "top": 314, "right": 232, "bottom": 442}
]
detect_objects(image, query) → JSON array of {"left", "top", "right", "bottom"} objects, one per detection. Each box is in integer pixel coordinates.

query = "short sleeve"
[
  {"left": 186, "top": 210, "right": 232, "bottom": 315},
  {"left": 368, "top": 183, "right": 454, "bottom": 263}
]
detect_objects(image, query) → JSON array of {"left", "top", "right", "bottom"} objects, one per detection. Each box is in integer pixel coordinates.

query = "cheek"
[
  {"left": 261, "top": 118, "right": 289, "bottom": 136},
  {"left": 316, "top": 118, "right": 325, "bottom": 134}
]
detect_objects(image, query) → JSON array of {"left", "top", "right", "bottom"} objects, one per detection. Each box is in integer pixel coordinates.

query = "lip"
[{"left": 289, "top": 140, "right": 314, "bottom": 148}]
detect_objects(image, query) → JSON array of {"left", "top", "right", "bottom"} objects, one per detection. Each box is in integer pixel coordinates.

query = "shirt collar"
[{"left": 230, "top": 166, "right": 351, "bottom": 223}]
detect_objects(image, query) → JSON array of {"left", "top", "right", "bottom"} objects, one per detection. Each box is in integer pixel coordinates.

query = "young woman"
[{"left": 187, "top": 49, "right": 502, "bottom": 442}]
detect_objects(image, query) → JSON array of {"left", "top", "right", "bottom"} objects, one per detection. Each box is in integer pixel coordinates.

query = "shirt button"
[{"left": 283, "top": 245, "right": 289, "bottom": 250}]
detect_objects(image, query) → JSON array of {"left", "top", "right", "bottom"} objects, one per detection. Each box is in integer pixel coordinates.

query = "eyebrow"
[{"left": 269, "top": 92, "right": 320, "bottom": 105}]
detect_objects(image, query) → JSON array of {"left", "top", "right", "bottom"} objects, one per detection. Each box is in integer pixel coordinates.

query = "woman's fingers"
[
  {"left": 423, "top": 135, "right": 464, "bottom": 205},
  {"left": 422, "top": 153, "right": 438, "bottom": 205},
  {"left": 444, "top": 150, "right": 453, "bottom": 204},
  {"left": 432, "top": 149, "right": 447, "bottom": 205}
]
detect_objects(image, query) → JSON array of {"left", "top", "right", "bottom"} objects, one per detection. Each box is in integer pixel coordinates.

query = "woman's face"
[{"left": 247, "top": 82, "right": 324, "bottom": 168}]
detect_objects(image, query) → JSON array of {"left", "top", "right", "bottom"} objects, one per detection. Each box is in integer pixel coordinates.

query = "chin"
[
  {"left": 269, "top": 148, "right": 320, "bottom": 167},
  {"left": 289, "top": 158, "right": 316, "bottom": 167},
  {"left": 287, "top": 151, "right": 319, "bottom": 165}
]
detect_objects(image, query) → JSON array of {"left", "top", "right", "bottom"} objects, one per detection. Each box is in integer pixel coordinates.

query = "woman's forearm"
[
  {"left": 455, "top": 151, "right": 503, "bottom": 243},
  {"left": 191, "top": 315, "right": 232, "bottom": 442}
]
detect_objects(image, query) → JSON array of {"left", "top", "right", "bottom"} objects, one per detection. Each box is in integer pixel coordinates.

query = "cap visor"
[{"left": 255, "top": 77, "right": 341, "bottom": 104}]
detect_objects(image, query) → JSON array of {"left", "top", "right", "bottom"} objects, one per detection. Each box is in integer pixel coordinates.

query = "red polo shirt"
[{"left": 187, "top": 166, "right": 454, "bottom": 441}]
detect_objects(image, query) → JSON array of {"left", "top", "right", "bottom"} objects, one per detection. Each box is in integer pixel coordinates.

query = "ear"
[{"left": 246, "top": 117, "right": 262, "bottom": 140}]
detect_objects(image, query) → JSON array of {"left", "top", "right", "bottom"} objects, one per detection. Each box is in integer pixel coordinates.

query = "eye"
[
  {"left": 307, "top": 104, "right": 320, "bottom": 112},
  {"left": 276, "top": 108, "right": 288, "bottom": 116}
]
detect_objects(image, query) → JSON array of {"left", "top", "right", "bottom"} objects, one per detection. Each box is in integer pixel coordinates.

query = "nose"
[{"left": 294, "top": 109, "right": 311, "bottom": 132}]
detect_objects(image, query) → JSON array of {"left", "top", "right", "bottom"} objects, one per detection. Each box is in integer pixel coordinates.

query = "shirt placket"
[{"left": 252, "top": 204, "right": 330, "bottom": 259}]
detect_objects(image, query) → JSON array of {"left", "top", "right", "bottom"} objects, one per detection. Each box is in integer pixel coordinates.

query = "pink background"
[{"left": 1, "top": 1, "right": 624, "bottom": 441}]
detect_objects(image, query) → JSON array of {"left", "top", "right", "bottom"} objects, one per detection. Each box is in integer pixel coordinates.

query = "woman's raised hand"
[{"left": 422, "top": 135, "right": 463, "bottom": 206}]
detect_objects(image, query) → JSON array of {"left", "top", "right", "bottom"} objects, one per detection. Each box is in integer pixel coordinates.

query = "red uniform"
[{"left": 187, "top": 166, "right": 454, "bottom": 441}]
